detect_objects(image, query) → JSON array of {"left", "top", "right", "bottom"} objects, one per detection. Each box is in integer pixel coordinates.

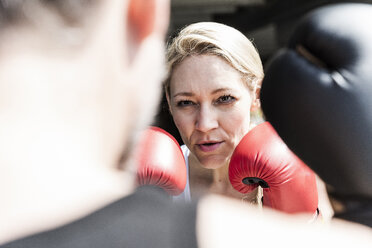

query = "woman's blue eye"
[
  {"left": 176, "top": 100, "right": 194, "bottom": 107},
  {"left": 217, "top": 95, "right": 235, "bottom": 104}
]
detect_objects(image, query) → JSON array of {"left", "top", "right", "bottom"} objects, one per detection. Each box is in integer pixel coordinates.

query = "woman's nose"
[{"left": 195, "top": 105, "right": 218, "bottom": 132}]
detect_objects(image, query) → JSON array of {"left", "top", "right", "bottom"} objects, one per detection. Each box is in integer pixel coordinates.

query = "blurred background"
[{"left": 154, "top": 0, "right": 371, "bottom": 144}]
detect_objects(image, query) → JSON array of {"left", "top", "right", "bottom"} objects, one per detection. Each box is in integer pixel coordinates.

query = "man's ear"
[{"left": 128, "top": 0, "right": 169, "bottom": 44}]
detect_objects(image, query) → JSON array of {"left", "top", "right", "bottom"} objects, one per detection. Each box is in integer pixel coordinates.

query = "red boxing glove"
[
  {"left": 134, "top": 126, "right": 187, "bottom": 196},
  {"left": 229, "top": 122, "right": 318, "bottom": 214}
]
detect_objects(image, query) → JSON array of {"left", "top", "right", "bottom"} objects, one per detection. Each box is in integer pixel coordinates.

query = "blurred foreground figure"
[
  {"left": 0, "top": 0, "right": 201, "bottom": 247},
  {"left": 0, "top": 1, "right": 371, "bottom": 248},
  {"left": 261, "top": 3, "right": 372, "bottom": 227}
]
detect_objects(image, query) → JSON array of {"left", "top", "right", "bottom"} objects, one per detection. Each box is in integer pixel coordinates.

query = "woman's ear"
[
  {"left": 251, "top": 98, "right": 261, "bottom": 112},
  {"left": 250, "top": 79, "right": 262, "bottom": 112}
]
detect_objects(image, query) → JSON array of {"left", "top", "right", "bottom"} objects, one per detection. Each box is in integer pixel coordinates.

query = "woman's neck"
[
  {"left": 188, "top": 154, "right": 259, "bottom": 202},
  {"left": 209, "top": 163, "right": 234, "bottom": 195}
]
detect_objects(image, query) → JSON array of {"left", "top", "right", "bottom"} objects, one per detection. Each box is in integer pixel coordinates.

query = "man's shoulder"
[{"left": 2, "top": 186, "right": 198, "bottom": 248}]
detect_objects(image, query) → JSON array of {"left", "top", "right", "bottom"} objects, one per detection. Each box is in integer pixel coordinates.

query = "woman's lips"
[{"left": 197, "top": 141, "right": 223, "bottom": 152}]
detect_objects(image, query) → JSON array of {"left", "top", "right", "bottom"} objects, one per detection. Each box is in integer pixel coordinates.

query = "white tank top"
[{"left": 172, "top": 145, "right": 191, "bottom": 203}]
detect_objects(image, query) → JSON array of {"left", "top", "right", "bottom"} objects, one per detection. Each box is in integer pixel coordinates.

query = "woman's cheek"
[
  {"left": 172, "top": 112, "right": 192, "bottom": 141},
  {"left": 225, "top": 109, "right": 251, "bottom": 145}
]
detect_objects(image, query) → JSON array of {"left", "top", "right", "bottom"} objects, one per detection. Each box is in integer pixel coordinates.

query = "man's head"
[{"left": 0, "top": 0, "right": 170, "bottom": 170}]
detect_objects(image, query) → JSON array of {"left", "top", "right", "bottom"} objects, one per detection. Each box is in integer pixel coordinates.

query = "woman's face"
[{"left": 168, "top": 55, "right": 254, "bottom": 169}]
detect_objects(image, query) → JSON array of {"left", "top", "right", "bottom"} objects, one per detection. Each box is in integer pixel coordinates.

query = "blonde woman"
[{"left": 164, "top": 22, "right": 264, "bottom": 203}]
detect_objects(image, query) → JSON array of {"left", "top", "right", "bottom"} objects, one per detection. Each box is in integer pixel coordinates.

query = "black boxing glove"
[{"left": 260, "top": 3, "right": 372, "bottom": 227}]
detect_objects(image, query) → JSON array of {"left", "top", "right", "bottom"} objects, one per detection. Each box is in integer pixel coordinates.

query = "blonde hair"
[{"left": 164, "top": 22, "right": 264, "bottom": 96}]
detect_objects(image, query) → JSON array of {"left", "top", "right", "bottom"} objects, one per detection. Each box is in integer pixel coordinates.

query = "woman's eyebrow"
[
  {"left": 211, "top": 88, "right": 232, "bottom": 94},
  {"left": 173, "top": 92, "right": 194, "bottom": 98},
  {"left": 173, "top": 88, "right": 233, "bottom": 98}
]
